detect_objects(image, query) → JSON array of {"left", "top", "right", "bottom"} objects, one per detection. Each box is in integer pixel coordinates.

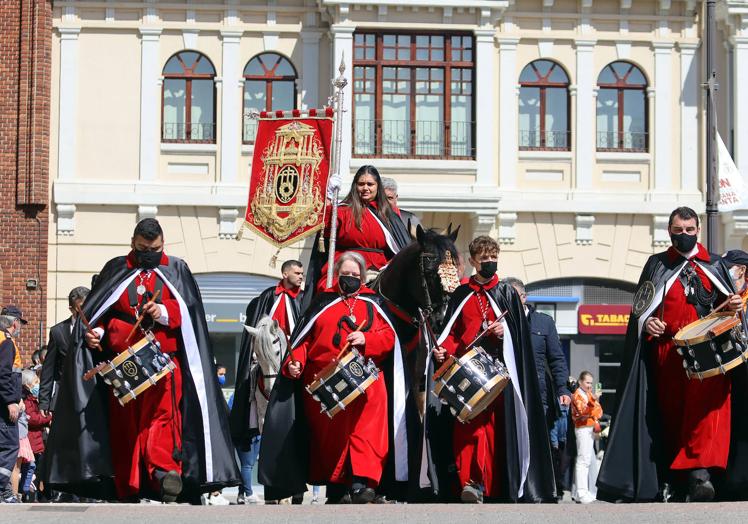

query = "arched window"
[
  {"left": 162, "top": 51, "right": 216, "bottom": 143},
  {"left": 596, "top": 61, "right": 648, "bottom": 152},
  {"left": 243, "top": 53, "right": 297, "bottom": 143},
  {"left": 518, "top": 60, "right": 570, "bottom": 150}
]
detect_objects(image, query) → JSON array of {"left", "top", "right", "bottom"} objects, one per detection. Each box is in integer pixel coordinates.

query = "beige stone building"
[{"left": 48, "top": 0, "right": 748, "bottom": 401}]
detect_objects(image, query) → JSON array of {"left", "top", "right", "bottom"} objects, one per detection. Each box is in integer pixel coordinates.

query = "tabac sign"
[{"left": 578, "top": 305, "right": 632, "bottom": 335}]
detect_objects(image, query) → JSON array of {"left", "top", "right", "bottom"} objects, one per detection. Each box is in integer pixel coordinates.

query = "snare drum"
[
  {"left": 97, "top": 333, "right": 177, "bottom": 405},
  {"left": 673, "top": 312, "right": 748, "bottom": 379},
  {"left": 432, "top": 346, "right": 511, "bottom": 424},
  {"left": 305, "top": 348, "right": 379, "bottom": 418}
]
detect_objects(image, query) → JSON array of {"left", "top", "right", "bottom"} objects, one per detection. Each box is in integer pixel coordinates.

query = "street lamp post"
[{"left": 704, "top": 0, "right": 719, "bottom": 253}]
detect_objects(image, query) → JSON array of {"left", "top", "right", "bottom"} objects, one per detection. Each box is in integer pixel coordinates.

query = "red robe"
[
  {"left": 269, "top": 281, "right": 301, "bottom": 336},
  {"left": 651, "top": 245, "right": 731, "bottom": 471},
  {"left": 98, "top": 251, "right": 184, "bottom": 499},
  {"left": 317, "top": 204, "right": 394, "bottom": 290},
  {"left": 440, "top": 275, "right": 506, "bottom": 497},
  {"left": 281, "top": 287, "right": 395, "bottom": 486}
]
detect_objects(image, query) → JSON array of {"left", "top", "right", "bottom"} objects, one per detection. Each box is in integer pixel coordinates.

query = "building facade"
[
  {"left": 47, "top": 0, "right": 748, "bottom": 390},
  {"left": 1, "top": 0, "right": 52, "bottom": 360}
]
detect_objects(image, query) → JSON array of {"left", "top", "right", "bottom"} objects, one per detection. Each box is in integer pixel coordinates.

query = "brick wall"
[{"left": 0, "top": 1, "right": 52, "bottom": 363}]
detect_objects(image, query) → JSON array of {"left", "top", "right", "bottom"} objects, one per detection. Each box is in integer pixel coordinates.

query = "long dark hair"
[{"left": 340, "top": 165, "right": 393, "bottom": 229}]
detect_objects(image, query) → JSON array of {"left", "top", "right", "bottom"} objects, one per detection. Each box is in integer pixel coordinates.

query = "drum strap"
[
  {"left": 127, "top": 275, "right": 164, "bottom": 308},
  {"left": 332, "top": 302, "right": 375, "bottom": 347},
  {"left": 679, "top": 264, "right": 717, "bottom": 317}
]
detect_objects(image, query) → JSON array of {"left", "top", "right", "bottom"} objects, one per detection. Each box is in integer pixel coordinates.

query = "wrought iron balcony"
[{"left": 353, "top": 119, "right": 475, "bottom": 159}]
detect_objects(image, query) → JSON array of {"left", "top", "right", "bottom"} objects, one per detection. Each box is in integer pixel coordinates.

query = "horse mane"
[{"left": 252, "top": 316, "right": 284, "bottom": 375}]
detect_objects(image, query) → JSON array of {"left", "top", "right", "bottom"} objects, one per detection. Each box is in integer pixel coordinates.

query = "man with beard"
[
  {"left": 230, "top": 259, "right": 304, "bottom": 504},
  {"left": 39, "top": 286, "right": 90, "bottom": 416},
  {"left": 427, "top": 236, "right": 555, "bottom": 503},
  {"left": 598, "top": 207, "right": 745, "bottom": 502},
  {"left": 44, "top": 218, "right": 239, "bottom": 503}
]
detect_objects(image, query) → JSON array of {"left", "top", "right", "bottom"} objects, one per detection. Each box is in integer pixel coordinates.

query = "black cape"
[
  {"left": 258, "top": 291, "right": 421, "bottom": 500},
  {"left": 229, "top": 285, "right": 303, "bottom": 448},
  {"left": 302, "top": 204, "right": 412, "bottom": 311},
  {"left": 44, "top": 255, "right": 240, "bottom": 501},
  {"left": 423, "top": 281, "right": 556, "bottom": 502},
  {"left": 597, "top": 249, "right": 748, "bottom": 501}
]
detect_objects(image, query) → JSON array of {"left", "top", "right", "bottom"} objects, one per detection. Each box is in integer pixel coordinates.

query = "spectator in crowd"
[
  {"left": 1, "top": 308, "right": 24, "bottom": 503},
  {"left": 571, "top": 371, "right": 603, "bottom": 504},
  {"left": 20, "top": 369, "right": 51, "bottom": 502},
  {"left": 39, "top": 286, "right": 90, "bottom": 416},
  {"left": 504, "top": 277, "right": 570, "bottom": 499}
]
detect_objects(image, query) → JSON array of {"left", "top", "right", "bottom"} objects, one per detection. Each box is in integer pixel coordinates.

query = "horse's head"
[
  {"left": 413, "top": 224, "right": 461, "bottom": 314},
  {"left": 245, "top": 316, "right": 287, "bottom": 379}
]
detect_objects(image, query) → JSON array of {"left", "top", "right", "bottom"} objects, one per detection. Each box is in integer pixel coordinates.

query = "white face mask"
[{"left": 730, "top": 266, "right": 743, "bottom": 281}]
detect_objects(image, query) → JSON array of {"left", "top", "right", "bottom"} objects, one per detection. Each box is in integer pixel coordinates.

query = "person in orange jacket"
[{"left": 571, "top": 371, "right": 603, "bottom": 504}]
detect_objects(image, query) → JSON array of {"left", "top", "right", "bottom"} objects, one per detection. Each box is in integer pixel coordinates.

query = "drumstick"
[
  {"left": 83, "top": 362, "right": 107, "bottom": 382},
  {"left": 465, "top": 310, "right": 509, "bottom": 353},
  {"left": 75, "top": 304, "right": 102, "bottom": 353},
  {"left": 125, "top": 289, "right": 161, "bottom": 343},
  {"left": 336, "top": 319, "right": 367, "bottom": 359}
]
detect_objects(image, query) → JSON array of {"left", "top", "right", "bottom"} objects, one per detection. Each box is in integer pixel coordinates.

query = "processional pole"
[
  {"left": 326, "top": 56, "right": 348, "bottom": 289},
  {"left": 704, "top": 0, "right": 719, "bottom": 253}
]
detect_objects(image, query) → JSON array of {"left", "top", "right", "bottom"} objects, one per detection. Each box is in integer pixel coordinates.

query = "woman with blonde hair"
[{"left": 572, "top": 371, "right": 603, "bottom": 504}]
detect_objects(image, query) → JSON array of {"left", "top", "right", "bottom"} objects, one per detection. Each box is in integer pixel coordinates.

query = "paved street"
[{"left": 2, "top": 501, "right": 748, "bottom": 523}]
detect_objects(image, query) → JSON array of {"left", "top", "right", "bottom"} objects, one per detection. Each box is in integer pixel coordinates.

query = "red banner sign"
[
  {"left": 578, "top": 305, "right": 632, "bottom": 335},
  {"left": 242, "top": 108, "right": 334, "bottom": 248}
]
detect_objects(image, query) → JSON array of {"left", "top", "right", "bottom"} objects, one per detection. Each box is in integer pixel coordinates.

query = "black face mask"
[
  {"left": 478, "top": 261, "right": 498, "bottom": 279},
  {"left": 670, "top": 232, "right": 698, "bottom": 253},
  {"left": 338, "top": 275, "right": 362, "bottom": 296},
  {"left": 135, "top": 249, "right": 162, "bottom": 269}
]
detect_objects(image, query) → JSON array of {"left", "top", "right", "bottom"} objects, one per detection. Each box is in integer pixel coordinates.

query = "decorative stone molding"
[
  {"left": 138, "top": 205, "right": 158, "bottom": 222},
  {"left": 56, "top": 204, "right": 76, "bottom": 236},
  {"left": 538, "top": 40, "right": 554, "bottom": 58},
  {"left": 182, "top": 29, "right": 199, "bottom": 49},
  {"left": 575, "top": 215, "right": 594, "bottom": 246},
  {"left": 498, "top": 212, "right": 517, "bottom": 245},
  {"left": 653, "top": 215, "right": 670, "bottom": 248},
  {"left": 219, "top": 208, "right": 240, "bottom": 240},
  {"left": 472, "top": 212, "right": 497, "bottom": 238}
]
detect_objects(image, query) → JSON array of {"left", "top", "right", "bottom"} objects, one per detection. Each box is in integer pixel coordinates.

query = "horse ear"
[
  {"left": 272, "top": 319, "right": 280, "bottom": 330},
  {"left": 446, "top": 223, "right": 453, "bottom": 236},
  {"left": 244, "top": 325, "right": 259, "bottom": 336},
  {"left": 416, "top": 224, "right": 426, "bottom": 244},
  {"left": 449, "top": 224, "right": 461, "bottom": 242}
]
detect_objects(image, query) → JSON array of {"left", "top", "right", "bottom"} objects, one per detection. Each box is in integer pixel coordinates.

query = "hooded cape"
[
  {"left": 258, "top": 290, "right": 420, "bottom": 500},
  {"left": 229, "top": 285, "right": 303, "bottom": 448},
  {"left": 596, "top": 249, "right": 748, "bottom": 502},
  {"left": 420, "top": 281, "right": 556, "bottom": 502},
  {"left": 44, "top": 255, "right": 240, "bottom": 501}
]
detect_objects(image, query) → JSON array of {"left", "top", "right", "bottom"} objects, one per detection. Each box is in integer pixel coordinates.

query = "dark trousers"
[{"left": 0, "top": 415, "right": 19, "bottom": 491}]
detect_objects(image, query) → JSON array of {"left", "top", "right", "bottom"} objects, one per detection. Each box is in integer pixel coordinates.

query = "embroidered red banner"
[{"left": 242, "top": 108, "right": 334, "bottom": 248}]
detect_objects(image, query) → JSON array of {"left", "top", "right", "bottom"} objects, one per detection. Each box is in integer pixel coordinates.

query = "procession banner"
[
  {"left": 241, "top": 108, "right": 334, "bottom": 248},
  {"left": 718, "top": 132, "right": 748, "bottom": 212}
]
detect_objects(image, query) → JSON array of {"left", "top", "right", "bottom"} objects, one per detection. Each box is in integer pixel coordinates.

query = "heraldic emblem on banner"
[{"left": 240, "top": 108, "right": 334, "bottom": 248}]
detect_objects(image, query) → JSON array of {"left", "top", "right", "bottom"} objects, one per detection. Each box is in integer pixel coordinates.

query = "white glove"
[{"left": 326, "top": 173, "right": 343, "bottom": 200}]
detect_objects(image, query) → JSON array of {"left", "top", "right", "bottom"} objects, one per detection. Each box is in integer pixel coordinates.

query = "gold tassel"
[
  {"left": 269, "top": 248, "right": 281, "bottom": 268},
  {"left": 318, "top": 233, "right": 326, "bottom": 253}
]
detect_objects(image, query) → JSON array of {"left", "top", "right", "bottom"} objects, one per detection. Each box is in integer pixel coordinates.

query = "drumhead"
[{"left": 674, "top": 313, "right": 737, "bottom": 344}]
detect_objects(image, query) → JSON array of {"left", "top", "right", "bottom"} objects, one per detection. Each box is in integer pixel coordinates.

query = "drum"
[
  {"left": 673, "top": 312, "right": 748, "bottom": 379},
  {"left": 432, "top": 346, "right": 511, "bottom": 423},
  {"left": 305, "top": 348, "right": 379, "bottom": 418},
  {"left": 97, "top": 333, "right": 177, "bottom": 405}
]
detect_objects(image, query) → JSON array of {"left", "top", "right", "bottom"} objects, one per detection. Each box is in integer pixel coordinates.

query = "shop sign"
[{"left": 578, "top": 305, "right": 632, "bottom": 335}]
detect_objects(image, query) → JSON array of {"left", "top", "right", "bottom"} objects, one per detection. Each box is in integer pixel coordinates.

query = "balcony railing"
[
  {"left": 162, "top": 122, "right": 216, "bottom": 143},
  {"left": 518, "top": 129, "right": 571, "bottom": 151},
  {"left": 596, "top": 131, "right": 648, "bottom": 152},
  {"left": 353, "top": 119, "right": 474, "bottom": 159}
]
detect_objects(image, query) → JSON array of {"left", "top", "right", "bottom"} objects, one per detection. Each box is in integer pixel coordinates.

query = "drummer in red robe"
[
  {"left": 312, "top": 165, "right": 411, "bottom": 293},
  {"left": 282, "top": 251, "right": 398, "bottom": 503},
  {"left": 598, "top": 207, "right": 744, "bottom": 503},
  {"left": 433, "top": 236, "right": 506, "bottom": 503},
  {"left": 86, "top": 219, "right": 184, "bottom": 502}
]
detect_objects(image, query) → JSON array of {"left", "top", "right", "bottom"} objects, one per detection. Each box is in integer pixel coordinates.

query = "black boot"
[
  {"left": 350, "top": 477, "right": 375, "bottom": 504},
  {"left": 154, "top": 469, "right": 183, "bottom": 503},
  {"left": 687, "top": 469, "right": 714, "bottom": 502},
  {"left": 325, "top": 484, "right": 350, "bottom": 504}
]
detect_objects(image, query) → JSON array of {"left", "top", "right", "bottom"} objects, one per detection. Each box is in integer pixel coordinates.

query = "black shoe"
[
  {"left": 688, "top": 469, "right": 715, "bottom": 502},
  {"left": 159, "top": 470, "right": 183, "bottom": 503},
  {"left": 291, "top": 493, "right": 304, "bottom": 505},
  {"left": 350, "top": 487, "right": 376, "bottom": 504},
  {"left": 460, "top": 483, "right": 483, "bottom": 504}
]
